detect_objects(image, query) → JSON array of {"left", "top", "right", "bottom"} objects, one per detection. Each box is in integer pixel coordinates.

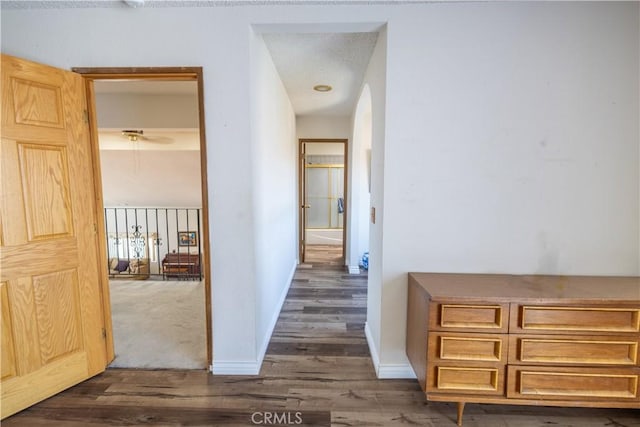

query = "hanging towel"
[{"left": 337, "top": 198, "right": 344, "bottom": 214}]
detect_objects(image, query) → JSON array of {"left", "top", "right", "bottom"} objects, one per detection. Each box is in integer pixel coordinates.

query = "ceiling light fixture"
[
  {"left": 313, "top": 84, "right": 333, "bottom": 92},
  {"left": 123, "top": 0, "right": 145, "bottom": 7},
  {"left": 122, "top": 130, "right": 144, "bottom": 142}
]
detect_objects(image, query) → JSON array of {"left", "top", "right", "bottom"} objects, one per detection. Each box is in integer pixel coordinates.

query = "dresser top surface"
[{"left": 409, "top": 273, "right": 640, "bottom": 303}]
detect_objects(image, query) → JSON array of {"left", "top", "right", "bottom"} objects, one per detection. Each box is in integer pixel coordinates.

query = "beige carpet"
[{"left": 108, "top": 279, "right": 207, "bottom": 369}]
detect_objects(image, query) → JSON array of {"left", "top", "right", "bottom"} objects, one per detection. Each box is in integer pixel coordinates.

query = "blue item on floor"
[{"left": 360, "top": 252, "right": 369, "bottom": 270}]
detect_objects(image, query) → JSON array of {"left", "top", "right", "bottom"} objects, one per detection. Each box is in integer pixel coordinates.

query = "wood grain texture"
[
  {"left": 1, "top": 352, "right": 89, "bottom": 420},
  {"left": 0, "top": 238, "right": 78, "bottom": 283},
  {"left": 82, "top": 78, "right": 114, "bottom": 365},
  {"left": 435, "top": 303, "right": 508, "bottom": 333},
  {"left": 303, "top": 244, "right": 344, "bottom": 266},
  {"left": 18, "top": 143, "right": 73, "bottom": 241},
  {"left": 430, "top": 333, "right": 504, "bottom": 363},
  {"left": 10, "top": 77, "right": 64, "bottom": 128},
  {"left": 1, "top": 54, "right": 108, "bottom": 419},
  {"left": 6, "top": 277, "right": 41, "bottom": 375},
  {"left": 507, "top": 366, "right": 640, "bottom": 401},
  {"left": 0, "top": 138, "right": 28, "bottom": 247},
  {"left": 408, "top": 272, "right": 640, "bottom": 426},
  {"left": 410, "top": 272, "right": 640, "bottom": 304},
  {"left": 509, "top": 334, "right": 639, "bottom": 366},
  {"left": 32, "top": 270, "right": 82, "bottom": 364},
  {"left": 518, "top": 306, "right": 640, "bottom": 333},
  {"left": 406, "top": 277, "right": 429, "bottom": 392},
  {"left": 63, "top": 69, "right": 108, "bottom": 377},
  {"left": 1, "top": 282, "right": 17, "bottom": 381},
  {"left": 4, "top": 264, "right": 639, "bottom": 426}
]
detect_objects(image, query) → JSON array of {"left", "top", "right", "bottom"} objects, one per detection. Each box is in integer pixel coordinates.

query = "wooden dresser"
[
  {"left": 162, "top": 253, "right": 201, "bottom": 280},
  {"left": 406, "top": 273, "right": 640, "bottom": 425}
]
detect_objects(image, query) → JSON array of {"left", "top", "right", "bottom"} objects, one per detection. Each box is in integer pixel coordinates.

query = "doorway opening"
[
  {"left": 74, "top": 67, "right": 212, "bottom": 369},
  {"left": 299, "top": 138, "right": 348, "bottom": 266}
]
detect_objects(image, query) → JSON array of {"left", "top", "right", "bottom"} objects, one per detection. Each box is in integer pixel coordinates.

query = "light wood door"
[{"left": 0, "top": 54, "right": 110, "bottom": 418}]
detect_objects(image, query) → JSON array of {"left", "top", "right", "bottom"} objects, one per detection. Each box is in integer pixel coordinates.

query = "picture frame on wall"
[{"left": 178, "top": 231, "right": 198, "bottom": 247}]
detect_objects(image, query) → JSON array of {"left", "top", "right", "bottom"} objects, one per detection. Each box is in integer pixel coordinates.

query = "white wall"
[
  {"left": 305, "top": 142, "right": 344, "bottom": 155},
  {"left": 347, "top": 85, "right": 372, "bottom": 272},
  {"left": 2, "top": 1, "right": 638, "bottom": 378},
  {"left": 249, "top": 30, "right": 298, "bottom": 372},
  {"left": 2, "top": 5, "right": 262, "bottom": 369},
  {"left": 358, "top": 28, "right": 388, "bottom": 376},
  {"left": 297, "top": 115, "right": 351, "bottom": 140},
  {"left": 378, "top": 1, "right": 640, "bottom": 373},
  {"left": 100, "top": 150, "right": 202, "bottom": 207},
  {"left": 96, "top": 93, "right": 199, "bottom": 129}
]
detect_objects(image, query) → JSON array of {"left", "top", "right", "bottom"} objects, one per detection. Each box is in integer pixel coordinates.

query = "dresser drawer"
[
  {"left": 430, "top": 302, "right": 509, "bottom": 333},
  {"left": 429, "top": 333, "right": 506, "bottom": 363},
  {"left": 427, "top": 363, "right": 505, "bottom": 395},
  {"left": 511, "top": 305, "right": 640, "bottom": 334},
  {"left": 507, "top": 366, "right": 640, "bottom": 401},
  {"left": 508, "top": 335, "right": 639, "bottom": 366}
]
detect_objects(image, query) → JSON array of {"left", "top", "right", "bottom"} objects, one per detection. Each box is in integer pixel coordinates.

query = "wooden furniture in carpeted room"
[{"left": 108, "top": 257, "right": 150, "bottom": 280}]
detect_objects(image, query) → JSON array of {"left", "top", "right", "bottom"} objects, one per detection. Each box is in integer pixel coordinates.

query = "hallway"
[
  {"left": 267, "top": 264, "right": 368, "bottom": 358},
  {"left": 4, "top": 265, "right": 638, "bottom": 426}
]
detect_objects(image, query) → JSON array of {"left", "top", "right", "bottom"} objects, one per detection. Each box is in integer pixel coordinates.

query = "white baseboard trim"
[
  {"left": 211, "top": 260, "right": 297, "bottom": 376},
  {"left": 347, "top": 265, "right": 361, "bottom": 274},
  {"left": 211, "top": 360, "right": 260, "bottom": 375},
  {"left": 377, "top": 363, "right": 417, "bottom": 379},
  {"left": 364, "top": 322, "right": 417, "bottom": 379},
  {"left": 256, "top": 260, "right": 297, "bottom": 368},
  {"left": 364, "top": 321, "right": 380, "bottom": 375}
]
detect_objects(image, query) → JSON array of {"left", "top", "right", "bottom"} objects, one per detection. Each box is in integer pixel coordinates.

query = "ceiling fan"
[{"left": 121, "top": 129, "right": 173, "bottom": 144}]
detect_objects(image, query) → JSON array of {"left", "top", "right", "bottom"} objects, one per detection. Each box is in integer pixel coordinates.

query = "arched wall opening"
[{"left": 347, "top": 84, "right": 373, "bottom": 272}]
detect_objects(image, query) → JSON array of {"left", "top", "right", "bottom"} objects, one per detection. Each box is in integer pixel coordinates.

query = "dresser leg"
[{"left": 456, "top": 402, "right": 465, "bottom": 426}]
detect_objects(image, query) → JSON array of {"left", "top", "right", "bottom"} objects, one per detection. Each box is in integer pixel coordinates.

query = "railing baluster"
[
  {"left": 196, "top": 209, "right": 202, "bottom": 280},
  {"left": 104, "top": 207, "right": 202, "bottom": 281},
  {"left": 155, "top": 208, "right": 161, "bottom": 274},
  {"left": 124, "top": 209, "right": 130, "bottom": 264}
]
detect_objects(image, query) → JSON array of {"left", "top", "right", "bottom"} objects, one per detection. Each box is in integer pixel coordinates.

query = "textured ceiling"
[
  {"left": 92, "top": 34, "right": 379, "bottom": 117},
  {"left": 262, "top": 32, "right": 378, "bottom": 116},
  {"left": 1, "top": 0, "right": 436, "bottom": 9}
]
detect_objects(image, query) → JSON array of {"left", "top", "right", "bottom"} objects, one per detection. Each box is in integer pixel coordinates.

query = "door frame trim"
[
  {"left": 72, "top": 66, "right": 213, "bottom": 367},
  {"left": 299, "top": 138, "right": 348, "bottom": 265}
]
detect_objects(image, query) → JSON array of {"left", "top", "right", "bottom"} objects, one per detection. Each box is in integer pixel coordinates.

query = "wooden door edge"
[{"left": 82, "top": 79, "right": 115, "bottom": 364}]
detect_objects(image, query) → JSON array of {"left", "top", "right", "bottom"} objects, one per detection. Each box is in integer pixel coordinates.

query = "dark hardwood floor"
[{"left": 4, "top": 265, "right": 638, "bottom": 426}]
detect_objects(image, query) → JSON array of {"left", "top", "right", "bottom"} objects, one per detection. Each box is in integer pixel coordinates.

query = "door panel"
[
  {"left": 1, "top": 283, "right": 17, "bottom": 381},
  {"left": 19, "top": 143, "right": 74, "bottom": 240},
  {"left": 0, "top": 54, "right": 110, "bottom": 419},
  {"left": 33, "top": 269, "right": 83, "bottom": 364},
  {"left": 11, "top": 77, "right": 65, "bottom": 128}
]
